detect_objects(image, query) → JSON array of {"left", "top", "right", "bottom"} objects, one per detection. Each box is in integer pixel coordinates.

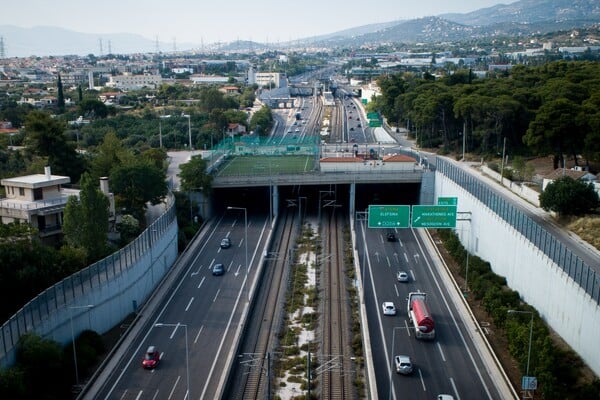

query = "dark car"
[
  {"left": 387, "top": 232, "right": 397, "bottom": 242},
  {"left": 142, "top": 345, "right": 160, "bottom": 369},
  {"left": 212, "top": 263, "right": 225, "bottom": 276},
  {"left": 220, "top": 237, "right": 231, "bottom": 249}
]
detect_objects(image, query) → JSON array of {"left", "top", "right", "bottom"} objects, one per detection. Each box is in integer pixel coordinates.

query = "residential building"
[
  {"left": 0, "top": 166, "right": 78, "bottom": 239},
  {"left": 106, "top": 73, "right": 162, "bottom": 90}
]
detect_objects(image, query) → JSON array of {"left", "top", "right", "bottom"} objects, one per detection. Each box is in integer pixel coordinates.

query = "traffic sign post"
[
  {"left": 367, "top": 112, "right": 379, "bottom": 119},
  {"left": 437, "top": 197, "right": 458, "bottom": 206},
  {"left": 411, "top": 205, "right": 457, "bottom": 228},
  {"left": 522, "top": 376, "right": 537, "bottom": 390},
  {"left": 368, "top": 205, "right": 410, "bottom": 228},
  {"left": 368, "top": 119, "right": 382, "bottom": 127}
]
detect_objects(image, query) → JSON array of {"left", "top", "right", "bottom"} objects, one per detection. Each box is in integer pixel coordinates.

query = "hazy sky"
[{"left": 2, "top": 0, "right": 511, "bottom": 45}]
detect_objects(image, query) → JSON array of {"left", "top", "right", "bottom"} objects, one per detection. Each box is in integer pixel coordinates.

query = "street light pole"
[
  {"left": 155, "top": 323, "right": 189, "bottom": 400},
  {"left": 69, "top": 304, "right": 94, "bottom": 387},
  {"left": 228, "top": 206, "right": 248, "bottom": 300},
  {"left": 508, "top": 309, "right": 534, "bottom": 399},
  {"left": 181, "top": 113, "right": 192, "bottom": 150}
]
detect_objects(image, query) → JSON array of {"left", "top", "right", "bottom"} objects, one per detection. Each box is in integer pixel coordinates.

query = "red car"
[{"left": 142, "top": 346, "right": 160, "bottom": 369}]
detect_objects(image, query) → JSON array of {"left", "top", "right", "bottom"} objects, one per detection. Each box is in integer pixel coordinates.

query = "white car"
[
  {"left": 382, "top": 302, "right": 396, "bottom": 316},
  {"left": 437, "top": 396, "right": 454, "bottom": 400},
  {"left": 397, "top": 271, "right": 409, "bottom": 282}
]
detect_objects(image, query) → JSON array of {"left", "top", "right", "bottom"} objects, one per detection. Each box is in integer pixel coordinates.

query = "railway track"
[
  {"left": 319, "top": 208, "right": 355, "bottom": 400},
  {"left": 226, "top": 208, "right": 297, "bottom": 400}
]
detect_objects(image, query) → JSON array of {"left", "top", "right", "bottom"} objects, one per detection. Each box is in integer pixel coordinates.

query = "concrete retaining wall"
[{"left": 436, "top": 171, "right": 600, "bottom": 375}]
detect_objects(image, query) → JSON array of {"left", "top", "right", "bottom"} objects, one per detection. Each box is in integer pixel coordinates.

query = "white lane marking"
[
  {"left": 168, "top": 375, "right": 180, "bottom": 399},
  {"left": 437, "top": 341, "right": 447, "bottom": 362},
  {"left": 213, "top": 289, "right": 220, "bottom": 302},
  {"left": 419, "top": 368, "right": 426, "bottom": 391},
  {"left": 197, "top": 276, "right": 205, "bottom": 289},
  {"left": 185, "top": 297, "right": 194, "bottom": 312},
  {"left": 194, "top": 325, "right": 204, "bottom": 344},
  {"left": 450, "top": 377, "right": 461, "bottom": 400}
]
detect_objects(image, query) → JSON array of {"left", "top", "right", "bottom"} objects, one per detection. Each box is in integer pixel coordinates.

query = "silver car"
[
  {"left": 395, "top": 355, "right": 413, "bottom": 375},
  {"left": 397, "top": 271, "right": 409, "bottom": 282}
]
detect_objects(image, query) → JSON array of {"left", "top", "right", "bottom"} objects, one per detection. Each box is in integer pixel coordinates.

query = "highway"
[
  {"left": 92, "top": 213, "right": 270, "bottom": 400},
  {"left": 358, "top": 222, "right": 505, "bottom": 400},
  {"left": 87, "top": 80, "right": 513, "bottom": 399}
]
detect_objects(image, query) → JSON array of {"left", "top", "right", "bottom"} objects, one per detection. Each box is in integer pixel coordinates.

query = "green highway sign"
[
  {"left": 367, "top": 112, "right": 379, "bottom": 119},
  {"left": 361, "top": 98, "right": 368, "bottom": 104},
  {"left": 368, "top": 205, "right": 410, "bottom": 228},
  {"left": 369, "top": 119, "right": 382, "bottom": 127},
  {"left": 411, "top": 205, "right": 457, "bottom": 228},
  {"left": 437, "top": 197, "right": 458, "bottom": 206}
]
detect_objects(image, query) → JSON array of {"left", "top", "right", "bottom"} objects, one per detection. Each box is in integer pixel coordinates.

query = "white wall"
[{"left": 436, "top": 171, "right": 600, "bottom": 376}]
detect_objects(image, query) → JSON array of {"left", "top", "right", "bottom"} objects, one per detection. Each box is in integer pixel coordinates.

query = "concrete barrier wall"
[
  {"left": 435, "top": 169, "right": 600, "bottom": 375},
  {"left": 0, "top": 200, "right": 178, "bottom": 368}
]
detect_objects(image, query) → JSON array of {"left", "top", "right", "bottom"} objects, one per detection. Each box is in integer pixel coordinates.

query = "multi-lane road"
[
  {"left": 92, "top": 213, "right": 270, "bottom": 400},
  {"left": 359, "top": 221, "right": 508, "bottom": 400}
]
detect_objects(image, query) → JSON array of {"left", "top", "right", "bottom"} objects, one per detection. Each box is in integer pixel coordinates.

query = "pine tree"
[{"left": 57, "top": 73, "right": 65, "bottom": 113}]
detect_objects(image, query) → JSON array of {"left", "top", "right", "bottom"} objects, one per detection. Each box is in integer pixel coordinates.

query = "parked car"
[
  {"left": 142, "top": 345, "right": 160, "bottom": 369},
  {"left": 397, "top": 271, "right": 409, "bottom": 282},
  {"left": 220, "top": 237, "right": 231, "bottom": 249},
  {"left": 394, "top": 355, "right": 413, "bottom": 375},
  {"left": 382, "top": 301, "right": 396, "bottom": 316},
  {"left": 212, "top": 263, "right": 225, "bottom": 276}
]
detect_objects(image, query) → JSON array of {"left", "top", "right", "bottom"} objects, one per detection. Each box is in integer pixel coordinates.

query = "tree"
[
  {"left": 89, "top": 130, "right": 135, "bottom": 179},
  {"left": 23, "top": 110, "right": 87, "bottom": 181},
  {"left": 16, "top": 333, "right": 70, "bottom": 399},
  {"left": 523, "top": 99, "right": 585, "bottom": 169},
  {"left": 178, "top": 155, "right": 212, "bottom": 193},
  {"left": 249, "top": 106, "right": 273, "bottom": 136},
  {"left": 109, "top": 160, "right": 168, "bottom": 222},
  {"left": 62, "top": 172, "right": 110, "bottom": 262},
  {"left": 78, "top": 98, "right": 109, "bottom": 119},
  {"left": 56, "top": 73, "right": 65, "bottom": 113},
  {"left": 539, "top": 176, "right": 599, "bottom": 216}
]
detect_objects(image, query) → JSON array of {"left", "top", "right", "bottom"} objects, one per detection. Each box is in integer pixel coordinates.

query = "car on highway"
[
  {"left": 142, "top": 346, "right": 160, "bottom": 369},
  {"left": 387, "top": 232, "right": 397, "bottom": 242},
  {"left": 382, "top": 302, "right": 396, "bottom": 316},
  {"left": 220, "top": 237, "right": 231, "bottom": 249},
  {"left": 397, "top": 271, "right": 409, "bottom": 282},
  {"left": 437, "top": 396, "right": 454, "bottom": 400},
  {"left": 212, "top": 263, "right": 225, "bottom": 276},
  {"left": 394, "top": 355, "right": 413, "bottom": 374}
]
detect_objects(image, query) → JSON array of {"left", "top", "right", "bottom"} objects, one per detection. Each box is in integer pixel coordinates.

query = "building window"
[
  {"left": 33, "top": 188, "right": 43, "bottom": 201},
  {"left": 19, "top": 187, "right": 25, "bottom": 196}
]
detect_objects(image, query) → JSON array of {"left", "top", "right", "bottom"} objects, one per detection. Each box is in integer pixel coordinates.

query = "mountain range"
[{"left": 1, "top": 0, "right": 599, "bottom": 57}]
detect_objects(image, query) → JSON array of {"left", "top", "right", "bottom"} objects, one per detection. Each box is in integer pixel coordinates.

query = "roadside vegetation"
[{"left": 436, "top": 229, "right": 600, "bottom": 399}]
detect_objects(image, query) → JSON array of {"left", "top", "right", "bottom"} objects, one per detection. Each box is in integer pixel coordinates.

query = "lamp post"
[
  {"left": 227, "top": 206, "right": 248, "bottom": 300},
  {"left": 158, "top": 114, "right": 171, "bottom": 148},
  {"left": 388, "top": 326, "right": 404, "bottom": 400},
  {"left": 69, "top": 304, "right": 94, "bottom": 387},
  {"left": 155, "top": 323, "right": 189, "bottom": 400},
  {"left": 182, "top": 113, "right": 192, "bottom": 150},
  {"left": 507, "top": 309, "right": 534, "bottom": 399}
]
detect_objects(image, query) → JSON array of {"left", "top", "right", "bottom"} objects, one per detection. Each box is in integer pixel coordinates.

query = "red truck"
[{"left": 407, "top": 292, "right": 435, "bottom": 340}]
